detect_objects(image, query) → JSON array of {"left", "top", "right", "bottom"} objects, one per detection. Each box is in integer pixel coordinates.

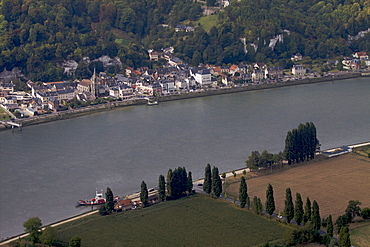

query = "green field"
[
  {"left": 350, "top": 221, "right": 370, "bottom": 247},
  {"left": 196, "top": 15, "right": 218, "bottom": 32},
  {"left": 55, "top": 194, "right": 290, "bottom": 247},
  {"left": 354, "top": 144, "right": 370, "bottom": 157},
  {"left": 0, "top": 108, "right": 11, "bottom": 120}
]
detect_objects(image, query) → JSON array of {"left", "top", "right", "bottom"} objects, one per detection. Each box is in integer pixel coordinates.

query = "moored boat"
[{"left": 77, "top": 190, "right": 106, "bottom": 206}]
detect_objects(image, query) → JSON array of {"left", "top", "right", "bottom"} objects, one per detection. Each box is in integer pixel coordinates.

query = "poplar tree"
[
  {"left": 105, "top": 187, "right": 114, "bottom": 213},
  {"left": 212, "top": 166, "right": 222, "bottom": 197},
  {"left": 265, "top": 183, "right": 275, "bottom": 216},
  {"left": 203, "top": 163, "right": 212, "bottom": 194},
  {"left": 158, "top": 174, "right": 166, "bottom": 201},
  {"left": 284, "top": 188, "right": 294, "bottom": 223},
  {"left": 339, "top": 226, "right": 351, "bottom": 247},
  {"left": 166, "top": 169, "right": 173, "bottom": 197},
  {"left": 239, "top": 176, "right": 248, "bottom": 208},
  {"left": 304, "top": 197, "right": 312, "bottom": 224},
  {"left": 327, "top": 215, "right": 333, "bottom": 237},
  {"left": 140, "top": 181, "right": 148, "bottom": 207},
  {"left": 312, "top": 200, "right": 321, "bottom": 231},
  {"left": 294, "top": 192, "right": 304, "bottom": 226},
  {"left": 252, "top": 196, "right": 263, "bottom": 214},
  {"left": 187, "top": 171, "right": 193, "bottom": 193}
]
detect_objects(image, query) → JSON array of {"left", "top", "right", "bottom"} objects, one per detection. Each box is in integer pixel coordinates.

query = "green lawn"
[
  {"left": 0, "top": 107, "right": 12, "bottom": 120},
  {"left": 354, "top": 144, "right": 370, "bottom": 157},
  {"left": 55, "top": 194, "right": 290, "bottom": 247},
  {"left": 196, "top": 15, "right": 218, "bottom": 32},
  {"left": 350, "top": 221, "right": 370, "bottom": 247}
]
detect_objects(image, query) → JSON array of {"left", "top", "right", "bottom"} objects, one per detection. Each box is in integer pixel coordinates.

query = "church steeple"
[{"left": 91, "top": 67, "right": 98, "bottom": 97}]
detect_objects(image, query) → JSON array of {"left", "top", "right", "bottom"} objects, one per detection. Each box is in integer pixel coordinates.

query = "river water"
[{"left": 1, "top": 78, "right": 369, "bottom": 239}]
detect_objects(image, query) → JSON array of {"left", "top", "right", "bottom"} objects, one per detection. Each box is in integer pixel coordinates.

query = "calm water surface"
[{"left": 1, "top": 78, "right": 369, "bottom": 239}]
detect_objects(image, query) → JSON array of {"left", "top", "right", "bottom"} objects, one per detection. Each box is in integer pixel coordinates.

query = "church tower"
[{"left": 91, "top": 68, "right": 98, "bottom": 97}]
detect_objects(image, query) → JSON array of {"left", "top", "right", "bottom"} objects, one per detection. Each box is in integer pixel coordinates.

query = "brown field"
[{"left": 227, "top": 153, "right": 370, "bottom": 219}]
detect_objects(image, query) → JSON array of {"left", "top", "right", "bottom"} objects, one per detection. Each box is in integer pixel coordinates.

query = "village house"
[
  {"left": 353, "top": 52, "right": 368, "bottom": 60},
  {"left": 252, "top": 70, "right": 264, "bottom": 82},
  {"left": 292, "top": 64, "right": 306, "bottom": 76},
  {"left": 114, "top": 199, "right": 134, "bottom": 212},
  {"left": 192, "top": 69, "right": 212, "bottom": 87},
  {"left": 264, "top": 66, "right": 283, "bottom": 79}
]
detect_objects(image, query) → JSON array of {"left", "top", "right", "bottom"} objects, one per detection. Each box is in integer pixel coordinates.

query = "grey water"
[{"left": 1, "top": 77, "right": 369, "bottom": 239}]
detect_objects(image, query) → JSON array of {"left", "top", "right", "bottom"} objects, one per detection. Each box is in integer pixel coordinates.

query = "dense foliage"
[
  {"left": 284, "top": 122, "right": 319, "bottom": 165},
  {"left": 1, "top": 0, "right": 369, "bottom": 82}
]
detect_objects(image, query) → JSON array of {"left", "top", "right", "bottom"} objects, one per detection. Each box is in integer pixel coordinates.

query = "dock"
[{"left": 0, "top": 120, "right": 22, "bottom": 130}]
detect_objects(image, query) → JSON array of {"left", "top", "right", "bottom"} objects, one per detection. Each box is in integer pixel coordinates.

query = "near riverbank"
[{"left": 0, "top": 71, "right": 365, "bottom": 131}]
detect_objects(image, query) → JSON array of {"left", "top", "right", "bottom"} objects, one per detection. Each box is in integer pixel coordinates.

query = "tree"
[
  {"left": 140, "top": 181, "right": 148, "bottom": 207},
  {"left": 239, "top": 176, "right": 248, "bottom": 208},
  {"left": 252, "top": 196, "right": 263, "bottom": 214},
  {"left": 345, "top": 200, "right": 362, "bottom": 220},
  {"left": 327, "top": 215, "right": 333, "bottom": 237},
  {"left": 246, "top": 151, "right": 261, "bottom": 172},
  {"left": 99, "top": 205, "right": 108, "bottom": 215},
  {"left": 294, "top": 193, "right": 304, "bottom": 226},
  {"left": 187, "top": 171, "right": 193, "bottom": 194},
  {"left": 105, "top": 187, "right": 114, "bottom": 213},
  {"left": 212, "top": 166, "right": 222, "bottom": 197},
  {"left": 158, "top": 174, "right": 166, "bottom": 202},
  {"left": 284, "top": 188, "right": 294, "bottom": 223},
  {"left": 265, "top": 183, "right": 275, "bottom": 216},
  {"left": 69, "top": 235, "right": 82, "bottom": 247},
  {"left": 203, "top": 163, "right": 212, "bottom": 194},
  {"left": 361, "top": 207, "right": 370, "bottom": 219},
  {"left": 304, "top": 197, "right": 312, "bottom": 224},
  {"left": 40, "top": 226, "right": 57, "bottom": 247},
  {"left": 339, "top": 226, "right": 351, "bottom": 247},
  {"left": 166, "top": 169, "right": 173, "bottom": 197},
  {"left": 23, "top": 217, "right": 42, "bottom": 244},
  {"left": 312, "top": 200, "right": 321, "bottom": 231}
]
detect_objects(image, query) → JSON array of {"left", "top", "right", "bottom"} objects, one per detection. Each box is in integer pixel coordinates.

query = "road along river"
[{"left": 0, "top": 77, "right": 369, "bottom": 239}]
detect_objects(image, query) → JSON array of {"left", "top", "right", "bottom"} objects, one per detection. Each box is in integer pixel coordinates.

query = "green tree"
[
  {"left": 361, "top": 207, "right": 370, "bottom": 219},
  {"left": 69, "top": 235, "right": 82, "bottom": 247},
  {"left": 304, "top": 197, "right": 312, "bottom": 224},
  {"left": 105, "top": 187, "right": 114, "bottom": 213},
  {"left": 284, "top": 188, "right": 294, "bottom": 223},
  {"left": 345, "top": 200, "right": 362, "bottom": 220},
  {"left": 23, "top": 217, "right": 42, "bottom": 244},
  {"left": 166, "top": 169, "right": 173, "bottom": 197},
  {"left": 239, "top": 176, "right": 248, "bottom": 208},
  {"left": 246, "top": 151, "right": 260, "bottom": 172},
  {"left": 252, "top": 196, "right": 263, "bottom": 214},
  {"left": 212, "top": 166, "right": 222, "bottom": 197},
  {"left": 187, "top": 171, "right": 193, "bottom": 193},
  {"left": 312, "top": 200, "right": 321, "bottom": 231},
  {"left": 203, "top": 163, "right": 212, "bottom": 194},
  {"left": 40, "top": 226, "right": 57, "bottom": 247},
  {"left": 99, "top": 205, "right": 108, "bottom": 215},
  {"left": 140, "top": 181, "right": 148, "bottom": 207},
  {"left": 294, "top": 192, "right": 304, "bottom": 226},
  {"left": 158, "top": 174, "right": 166, "bottom": 202},
  {"left": 265, "top": 183, "right": 275, "bottom": 216},
  {"left": 339, "top": 226, "right": 351, "bottom": 247},
  {"left": 327, "top": 215, "right": 333, "bottom": 237}
]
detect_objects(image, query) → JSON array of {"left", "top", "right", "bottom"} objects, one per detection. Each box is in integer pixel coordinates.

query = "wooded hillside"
[{"left": 1, "top": 0, "right": 369, "bottom": 81}]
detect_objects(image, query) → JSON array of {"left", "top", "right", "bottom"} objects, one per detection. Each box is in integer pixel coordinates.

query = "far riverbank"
[{"left": 0, "top": 71, "right": 366, "bottom": 131}]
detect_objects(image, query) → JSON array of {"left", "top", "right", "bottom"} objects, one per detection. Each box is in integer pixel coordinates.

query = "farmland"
[
  {"left": 55, "top": 194, "right": 290, "bottom": 247},
  {"left": 226, "top": 152, "right": 370, "bottom": 220}
]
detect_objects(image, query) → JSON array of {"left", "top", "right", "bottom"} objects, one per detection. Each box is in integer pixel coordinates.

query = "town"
[{"left": 1, "top": 50, "right": 369, "bottom": 120}]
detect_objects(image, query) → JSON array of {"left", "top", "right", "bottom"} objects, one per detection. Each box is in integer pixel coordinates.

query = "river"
[{"left": 0, "top": 77, "right": 369, "bottom": 239}]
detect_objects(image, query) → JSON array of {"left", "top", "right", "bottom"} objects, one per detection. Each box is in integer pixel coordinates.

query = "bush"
[{"left": 361, "top": 207, "right": 370, "bottom": 219}]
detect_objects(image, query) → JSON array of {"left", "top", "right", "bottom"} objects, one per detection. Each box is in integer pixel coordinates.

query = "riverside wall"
[{"left": 0, "top": 72, "right": 364, "bottom": 130}]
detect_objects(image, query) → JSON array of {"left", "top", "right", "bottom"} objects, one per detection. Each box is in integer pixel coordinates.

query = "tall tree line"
[{"left": 284, "top": 122, "right": 319, "bottom": 165}]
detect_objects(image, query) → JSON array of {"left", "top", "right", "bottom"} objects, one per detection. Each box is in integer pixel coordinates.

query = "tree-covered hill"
[
  {"left": 173, "top": 0, "right": 370, "bottom": 67},
  {"left": 1, "top": 0, "right": 369, "bottom": 82}
]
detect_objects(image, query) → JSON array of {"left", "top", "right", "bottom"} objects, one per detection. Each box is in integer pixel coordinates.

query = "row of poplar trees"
[
  {"left": 202, "top": 164, "right": 223, "bottom": 197},
  {"left": 141, "top": 167, "right": 193, "bottom": 207},
  {"left": 284, "top": 122, "right": 320, "bottom": 165}
]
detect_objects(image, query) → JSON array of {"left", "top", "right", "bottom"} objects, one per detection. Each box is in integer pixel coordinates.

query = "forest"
[{"left": 0, "top": 0, "right": 369, "bottom": 82}]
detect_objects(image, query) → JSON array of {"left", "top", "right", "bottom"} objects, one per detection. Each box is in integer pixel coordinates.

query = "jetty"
[{"left": 0, "top": 120, "right": 22, "bottom": 130}]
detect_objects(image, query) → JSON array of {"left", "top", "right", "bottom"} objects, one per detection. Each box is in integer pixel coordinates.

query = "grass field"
[
  {"left": 350, "top": 221, "right": 370, "bottom": 247},
  {"left": 226, "top": 153, "right": 370, "bottom": 220},
  {"left": 0, "top": 108, "right": 11, "bottom": 120},
  {"left": 55, "top": 194, "right": 290, "bottom": 247},
  {"left": 354, "top": 145, "right": 370, "bottom": 158},
  {"left": 196, "top": 15, "right": 218, "bottom": 32}
]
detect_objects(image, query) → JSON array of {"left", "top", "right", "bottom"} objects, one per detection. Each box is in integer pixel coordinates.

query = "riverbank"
[{"left": 0, "top": 71, "right": 365, "bottom": 131}]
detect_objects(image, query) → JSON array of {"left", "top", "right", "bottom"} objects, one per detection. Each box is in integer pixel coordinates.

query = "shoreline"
[
  {"left": 0, "top": 72, "right": 366, "bottom": 131},
  {"left": 1, "top": 142, "right": 368, "bottom": 245}
]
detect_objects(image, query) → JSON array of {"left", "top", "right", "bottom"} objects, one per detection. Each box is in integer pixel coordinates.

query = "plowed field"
[{"left": 227, "top": 153, "right": 370, "bottom": 219}]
